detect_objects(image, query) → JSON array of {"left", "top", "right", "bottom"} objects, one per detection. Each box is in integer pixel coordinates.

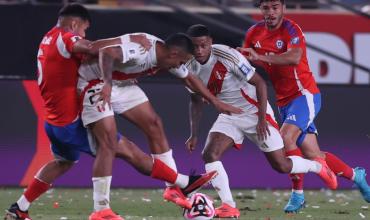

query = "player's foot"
[
  {"left": 353, "top": 167, "right": 370, "bottom": 203},
  {"left": 163, "top": 186, "right": 192, "bottom": 209},
  {"left": 284, "top": 192, "right": 305, "bottom": 213},
  {"left": 214, "top": 203, "right": 240, "bottom": 218},
  {"left": 315, "top": 158, "right": 338, "bottom": 190},
  {"left": 88, "top": 208, "right": 124, "bottom": 220},
  {"left": 4, "top": 203, "right": 32, "bottom": 220},
  {"left": 182, "top": 170, "right": 218, "bottom": 195}
]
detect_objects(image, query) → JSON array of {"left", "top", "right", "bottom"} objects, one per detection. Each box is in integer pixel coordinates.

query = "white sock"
[
  {"left": 152, "top": 149, "right": 178, "bottom": 186},
  {"left": 288, "top": 156, "right": 322, "bottom": 173},
  {"left": 205, "top": 161, "right": 235, "bottom": 208},
  {"left": 92, "top": 176, "right": 112, "bottom": 211},
  {"left": 17, "top": 195, "right": 30, "bottom": 212},
  {"left": 175, "top": 174, "right": 189, "bottom": 188}
]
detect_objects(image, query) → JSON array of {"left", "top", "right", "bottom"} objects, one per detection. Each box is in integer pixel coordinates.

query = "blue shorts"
[
  {"left": 278, "top": 92, "right": 321, "bottom": 146},
  {"left": 44, "top": 118, "right": 95, "bottom": 162}
]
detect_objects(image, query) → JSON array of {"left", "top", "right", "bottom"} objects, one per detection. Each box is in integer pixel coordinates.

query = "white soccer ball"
[{"left": 183, "top": 193, "right": 215, "bottom": 220}]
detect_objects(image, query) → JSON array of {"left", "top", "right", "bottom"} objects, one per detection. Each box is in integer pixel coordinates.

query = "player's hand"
[
  {"left": 186, "top": 136, "right": 198, "bottom": 152},
  {"left": 130, "top": 34, "right": 152, "bottom": 51},
  {"left": 97, "top": 83, "right": 112, "bottom": 111},
  {"left": 256, "top": 118, "right": 270, "bottom": 141},
  {"left": 237, "top": 47, "right": 260, "bottom": 61},
  {"left": 213, "top": 100, "right": 243, "bottom": 115}
]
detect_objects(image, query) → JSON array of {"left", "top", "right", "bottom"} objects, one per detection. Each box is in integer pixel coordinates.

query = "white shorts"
[
  {"left": 81, "top": 81, "right": 148, "bottom": 126},
  {"left": 209, "top": 113, "right": 284, "bottom": 152}
]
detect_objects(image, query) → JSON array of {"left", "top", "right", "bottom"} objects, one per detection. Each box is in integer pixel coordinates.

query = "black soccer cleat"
[
  {"left": 4, "top": 203, "right": 32, "bottom": 220},
  {"left": 182, "top": 170, "right": 218, "bottom": 195}
]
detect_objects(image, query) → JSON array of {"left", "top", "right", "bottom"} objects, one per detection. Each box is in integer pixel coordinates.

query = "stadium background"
[{"left": 0, "top": 0, "right": 369, "bottom": 190}]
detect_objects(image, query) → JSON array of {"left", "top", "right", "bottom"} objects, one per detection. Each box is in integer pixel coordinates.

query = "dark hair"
[
  {"left": 258, "top": 0, "right": 285, "bottom": 6},
  {"left": 186, "top": 24, "right": 210, "bottom": 38},
  {"left": 58, "top": 3, "right": 91, "bottom": 22},
  {"left": 165, "top": 33, "right": 194, "bottom": 54}
]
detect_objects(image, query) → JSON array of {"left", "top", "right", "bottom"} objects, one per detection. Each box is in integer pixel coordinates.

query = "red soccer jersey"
[
  {"left": 243, "top": 18, "right": 320, "bottom": 107},
  {"left": 36, "top": 27, "right": 82, "bottom": 126}
]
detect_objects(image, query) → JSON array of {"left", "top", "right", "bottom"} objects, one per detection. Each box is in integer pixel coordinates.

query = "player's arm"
[
  {"left": 241, "top": 47, "right": 302, "bottom": 65},
  {"left": 185, "top": 93, "right": 204, "bottom": 152},
  {"left": 248, "top": 73, "right": 270, "bottom": 140},
  {"left": 98, "top": 45, "right": 123, "bottom": 109},
  {"left": 183, "top": 74, "right": 242, "bottom": 115}
]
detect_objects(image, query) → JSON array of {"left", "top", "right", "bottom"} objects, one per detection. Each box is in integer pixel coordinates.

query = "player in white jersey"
[
  {"left": 185, "top": 24, "right": 338, "bottom": 218},
  {"left": 78, "top": 32, "right": 242, "bottom": 211}
]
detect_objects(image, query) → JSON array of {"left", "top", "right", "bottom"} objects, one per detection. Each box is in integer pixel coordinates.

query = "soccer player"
[
  {"left": 4, "top": 4, "right": 215, "bottom": 220},
  {"left": 185, "top": 24, "right": 338, "bottom": 218},
  {"left": 77, "top": 32, "right": 243, "bottom": 212},
  {"left": 239, "top": 0, "right": 370, "bottom": 213}
]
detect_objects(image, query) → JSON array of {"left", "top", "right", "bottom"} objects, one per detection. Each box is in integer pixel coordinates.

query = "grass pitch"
[{"left": 0, "top": 188, "right": 369, "bottom": 220}]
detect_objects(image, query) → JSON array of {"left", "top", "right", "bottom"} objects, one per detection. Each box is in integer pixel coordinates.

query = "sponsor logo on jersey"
[
  {"left": 287, "top": 115, "right": 297, "bottom": 121},
  {"left": 239, "top": 64, "right": 252, "bottom": 76},
  {"left": 129, "top": 49, "right": 136, "bottom": 54},
  {"left": 254, "top": 41, "right": 261, "bottom": 48},
  {"left": 276, "top": 40, "right": 284, "bottom": 49},
  {"left": 291, "top": 37, "right": 300, "bottom": 45}
]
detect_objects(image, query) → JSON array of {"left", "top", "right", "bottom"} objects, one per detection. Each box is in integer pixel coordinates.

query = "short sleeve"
[
  {"left": 228, "top": 47, "right": 256, "bottom": 81},
  {"left": 118, "top": 42, "right": 145, "bottom": 64},
  {"left": 62, "top": 32, "right": 82, "bottom": 54},
  {"left": 169, "top": 64, "right": 189, "bottom": 78},
  {"left": 285, "top": 22, "right": 305, "bottom": 50}
]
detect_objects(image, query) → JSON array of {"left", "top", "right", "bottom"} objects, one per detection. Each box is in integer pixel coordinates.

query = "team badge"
[{"left": 276, "top": 40, "right": 284, "bottom": 49}]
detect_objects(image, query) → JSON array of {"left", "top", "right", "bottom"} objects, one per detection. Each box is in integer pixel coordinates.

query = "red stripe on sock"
[
  {"left": 151, "top": 159, "right": 177, "bottom": 184},
  {"left": 24, "top": 178, "right": 51, "bottom": 202},
  {"left": 324, "top": 152, "right": 354, "bottom": 180},
  {"left": 286, "top": 148, "right": 304, "bottom": 190}
]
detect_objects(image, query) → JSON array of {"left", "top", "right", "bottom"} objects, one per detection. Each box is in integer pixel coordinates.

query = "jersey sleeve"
[
  {"left": 228, "top": 47, "right": 256, "bottom": 81},
  {"left": 169, "top": 64, "right": 189, "bottom": 78},
  {"left": 118, "top": 42, "right": 146, "bottom": 64},
  {"left": 285, "top": 22, "right": 305, "bottom": 50},
  {"left": 62, "top": 32, "right": 82, "bottom": 54},
  {"left": 242, "top": 25, "right": 255, "bottom": 49}
]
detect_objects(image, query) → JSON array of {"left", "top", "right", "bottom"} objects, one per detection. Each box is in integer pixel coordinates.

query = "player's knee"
[
  {"left": 98, "top": 132, "right": 119, "bottom": 153},
  {"left": 271, "top": 159, "right": 291, "bottom": 173},
  {"left": 147, "top": 114, "right": 164, "bottom": 132},
  {"left": 280, "top": 130, "right": 296, "bottom": 146},
  {"left": 55, "top": 159, "right": 74, "bottom": 171},
  {"left": 202, "top": 148, "right": 221, "bottom": 163}
]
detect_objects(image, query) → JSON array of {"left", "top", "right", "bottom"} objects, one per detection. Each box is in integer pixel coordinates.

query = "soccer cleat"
[
  {"left": 214, "top": 203, "right": 240, "bottom": 218},
  {"left": 284, "top": 192, "right": 305, "bottom": 213},
  {"left": 315, "top": 158, "right": 338, "bottom": 190},
  {"left": 353, "top": 167, "right": 370, "bottom": 203},
  {"left": 88, "top": 208, "right": 124, "bottom": 220},
  {"left": 182, "top": 170, "right": 218, "bottom": 195},
  {"left": 4, "top": 203, "right": 32, "bottom": 220},
  {"left": 163, "top": 186, "right": 192, "bottom": 209}
]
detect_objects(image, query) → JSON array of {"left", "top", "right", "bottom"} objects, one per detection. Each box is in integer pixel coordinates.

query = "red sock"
[
  {"left": 286, "top": 148, "right": 305, "bottom": 190},
  {"left": 151, "top": 159, "right": 178, "bottom": 184},
  {"left": 324, "top": 152, "right": 354, "bottom": 180},
  {"left": 24, "top": 178, "right": 51, "bottom": 202}
]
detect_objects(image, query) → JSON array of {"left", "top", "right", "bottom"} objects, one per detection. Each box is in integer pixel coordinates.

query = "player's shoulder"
[
  {"left": 212, "top": 44, "right": 241, "bottom": 64},
  {"left": 246, "top": 21, "right": 265, "bottom": 34},
  {"left": 281, "top": 18, "right": 303, "bottom": 37}
]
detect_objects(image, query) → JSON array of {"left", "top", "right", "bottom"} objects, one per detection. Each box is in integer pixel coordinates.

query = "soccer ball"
[{"left": 183, "top": 193, "right": 215, "bottom": 220}]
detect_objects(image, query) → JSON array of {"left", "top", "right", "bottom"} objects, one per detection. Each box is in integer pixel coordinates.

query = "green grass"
[{"left": 1, "top": 188, "right": 369, "bottom": 220}]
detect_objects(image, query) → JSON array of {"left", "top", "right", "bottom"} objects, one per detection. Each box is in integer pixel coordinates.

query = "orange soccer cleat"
[
  {"left": 214, "top": 203, "right": 240, "bottom": 218},
  {"left": 182, "top": 170, "right": 218, "bottom": 195},
  {"left": 88, "top": 208, "right": 124, "bottom": 220},
  {"left": 163, "top": 186, "right": 192, "bottom": 209},
  {"left": 315, "top": 158, "right": 338, "bottom": 190}
]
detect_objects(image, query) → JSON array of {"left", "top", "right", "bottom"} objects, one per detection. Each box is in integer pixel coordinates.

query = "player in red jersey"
[
  {"left": 238, "top": 0, "right": 370, "bottom": 213},
  {"left": 4, "top": 4, "right": 217, "bottom": 220}
]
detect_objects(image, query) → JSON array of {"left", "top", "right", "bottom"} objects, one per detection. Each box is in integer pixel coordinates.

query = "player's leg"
[
  {"left": 5, "top": 120, "right": 87, "bottom": 220},
  {"left": 81, "top": 82, "right": 123, "bottom": 220},
  {"left": 202, "top": 132, "right": 240, "bottom": 218},
  {"left": 113, "top": 84, "right": 216, "bottom": 209},
  {"left": 301, "top": 133, "right": 370, "bottom": 203}
]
